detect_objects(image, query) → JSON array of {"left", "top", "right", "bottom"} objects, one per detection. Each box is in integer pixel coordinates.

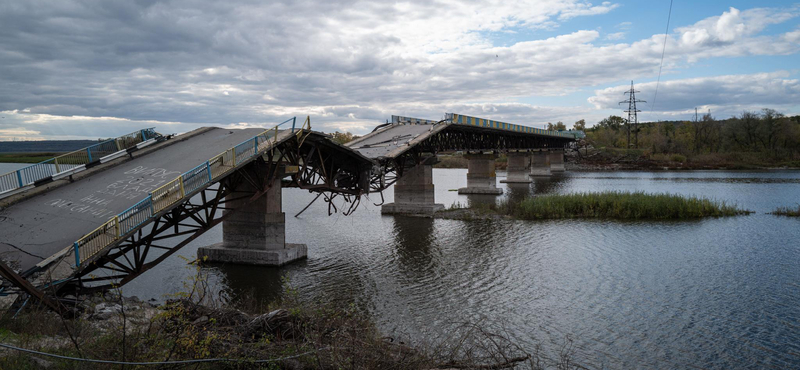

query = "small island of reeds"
[
  {"left": 441, "top": 191, "right": 751, "bottom": 220},
  {"left": 771, "top": 205, "right": 800, "bottom": 217}
]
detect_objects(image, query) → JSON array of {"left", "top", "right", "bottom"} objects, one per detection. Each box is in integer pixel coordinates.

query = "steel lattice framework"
[
  {"left": 0, "top": 130, "right": 374, "bottom": 312},
  {"left": 363, "top": 123, "right": 573, "bottom": 194}
]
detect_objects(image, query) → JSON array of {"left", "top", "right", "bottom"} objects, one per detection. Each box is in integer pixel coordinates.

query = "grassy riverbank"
[
  {"left": 0, "top": 274, "right": 570, "bottom": 369},
  {"left": 442, "top": 191, "right": 750, "bottom": 220},
  {"left": 573, "top": 148, "right": 800, "bottom": 170}
]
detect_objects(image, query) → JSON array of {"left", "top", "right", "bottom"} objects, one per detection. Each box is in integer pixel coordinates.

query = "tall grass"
[
  {"left": 772, "top": 205, "right": 800, "bottom": 217},
  {"left": 507, "top": 191, "right": 749, "bottom": 220}
]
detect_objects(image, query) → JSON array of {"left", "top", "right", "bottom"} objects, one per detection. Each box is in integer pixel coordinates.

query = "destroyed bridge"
[{"left": 0, "top": 114, "right": 579, "bottom": 312}]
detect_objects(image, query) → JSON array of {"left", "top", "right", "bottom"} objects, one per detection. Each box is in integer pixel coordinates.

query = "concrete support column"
[
  {"left": 549, "top": 149, "right": 565, "bottom": 172},
  {"left": 530, "top": 151, "right": 551, "bottom": 177},
  {"left": 458, "top": 153, "right": 503, "bottom": 195},
  {"left": 198, "top": 168, "right": 307, "bottom": 266},
  {"left": 500, "top": 152, "right": 532, "bottom": 184},
  {"left": 382, "top": 163, "right": 444, "bottom": 217}
]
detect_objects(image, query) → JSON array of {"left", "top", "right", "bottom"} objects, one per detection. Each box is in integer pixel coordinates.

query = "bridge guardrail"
[
  {"left": 445, "top": 113, "right": 576, "bottom": 139},
  {"left": 0, "top": 128, "right": 157, "bottom": 194},
  {"left": 71, "top": 117, "right": 309, "bottom": 267}
]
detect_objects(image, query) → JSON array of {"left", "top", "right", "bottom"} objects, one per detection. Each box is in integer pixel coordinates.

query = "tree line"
[{"left": 580, "top": 109, "right": 800, "bottom": 160}]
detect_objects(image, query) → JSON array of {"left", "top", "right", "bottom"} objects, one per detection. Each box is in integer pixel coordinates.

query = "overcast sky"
[{"left": 1, "top": 0, "right": 799, "bottom": 140}]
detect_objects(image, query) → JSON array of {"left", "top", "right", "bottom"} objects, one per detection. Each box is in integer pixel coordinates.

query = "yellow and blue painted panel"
[{"left": 446, "top": 113, "right": 575, "bottom": 138}]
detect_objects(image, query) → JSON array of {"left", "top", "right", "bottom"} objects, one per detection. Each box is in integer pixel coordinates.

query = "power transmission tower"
[{"left": 619, "top": 81, "right": 646, "bottom": 148}]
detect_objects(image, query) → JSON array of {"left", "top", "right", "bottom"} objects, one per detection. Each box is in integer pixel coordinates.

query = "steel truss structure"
[
  {"left": 0, "top": 130, "right": 374, "bottom": 311},
  {"left": 364, "top": 123, "right": 573, "bottom": 194}
]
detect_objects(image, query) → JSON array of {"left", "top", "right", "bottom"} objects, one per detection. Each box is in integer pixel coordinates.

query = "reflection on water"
[
  {"left": 504, "top": 183, "right": 533, "bottom": 203},
  {"left": 392, "top": 217, "right": 435, "bottom": 263},
  {"left": 532, "top": 174, "right": 569, "bottom": 195},
  {"left": 213, "top": 263, "right": 288, "bottom": 306},
  {"left": 122, "top": 169, "right": 800, "bottom": 369},
  {"left": 499, "top": 175, "right": 570, "bottom": 204}
]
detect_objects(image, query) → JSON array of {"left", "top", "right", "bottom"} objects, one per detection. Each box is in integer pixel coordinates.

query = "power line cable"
[
  {"left": 0, "top": 342, "right": 325, "bottom": 366},
  {"left": 651, "top": 0, "right": 674, "bottom": 115}
]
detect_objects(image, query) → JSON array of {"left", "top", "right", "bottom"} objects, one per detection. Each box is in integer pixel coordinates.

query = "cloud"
[
  {"left": 0, "top": 110, "right": 203, "bottom": 141},
  {"left": 677, "top": 6, "right": 798, "bottom": 46},
  {"left": 606, "top": 32, "right": 626, "bottom": 40},
  {"left": 616, "top": 21, "right": 632, "bottom": 30},
  {"left": 558, "top": 1, "right": 620, "bottom": 20},
  {"left": 0, "top": 2, "right": 798, "bottom": 137},
  {"left": 588, "top": 72, "right": 800, "bottom": 120}
]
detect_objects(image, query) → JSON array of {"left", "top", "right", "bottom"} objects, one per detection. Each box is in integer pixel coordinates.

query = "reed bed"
[
  {"left": 772, "top": 205, "right": 800, "bottom": 217},
  {"left": 505, "top": 191, "right": 749, "bottom": 220}
]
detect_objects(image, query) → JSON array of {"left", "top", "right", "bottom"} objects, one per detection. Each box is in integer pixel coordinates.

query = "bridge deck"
[
  {"left": 348, "top": 117, "right": 577, "bottom": 161},
  {"left": 0, "top": 127, "right": 265, "bottom": 273},
  {"left": 348, "top": 123, "right": 447, "bottom": 159}
]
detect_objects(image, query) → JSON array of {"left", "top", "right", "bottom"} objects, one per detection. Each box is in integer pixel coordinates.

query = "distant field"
[
  {"left": 0, "top": 152, "right": 66, "bottom": 163},
  {"left": 0, "top": 140, "right": 99, "bottom": 164},
  {"left": 0, "top": 140, "right": 97, "bottom": 153}
]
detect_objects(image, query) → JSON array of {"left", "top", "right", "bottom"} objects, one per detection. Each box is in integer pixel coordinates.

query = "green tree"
[
  {"left": 597, "top": 115, "right": 625, "bottom": 131},
  {"left": 547, "top": 122, "right": 566, "bottom": 130},
  {"left": 573, "top": 119, "right": 586, "bottom": 131},
  {"left": 330, "top": 131, "right": 358, "bottom": 145}
]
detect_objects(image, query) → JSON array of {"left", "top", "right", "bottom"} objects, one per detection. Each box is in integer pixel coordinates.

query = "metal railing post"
[
  {"left": 114, "top": 216, "right": 120, "bottom": 238},
  {"left": 87, "top": 147, "right": 93, "bottom": 162},
  {"left": 206, "top": 161, "right": 212, "bottom": 182},
  {"left": 253, "top": 137, "right": 258, "bottom": 156},
  {"left": 141, "top": 129, "right": 147, "bottom": 141},
  {"left": 54, "top": 158, "right": 60, "bottom": 173},
  {"left": 179, "top": 177, "right": 185, "bottom": 198},
  {"left": 16, "top": 170, "right": 23, "bottom": 187},
  {"left": 74, "top": 242, "right": 81, "bottom": 267},
  {"left": 292, "top": 117, "right": 297, "bottom": 133}
]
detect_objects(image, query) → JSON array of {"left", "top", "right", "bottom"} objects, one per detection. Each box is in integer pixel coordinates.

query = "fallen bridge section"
[
  {"left": 0, "top": 118, "right": 375, "bottom": 309},
  {"left": 346, "top": 113, "right": 578, "bottom": 215},
  {"left": 0, "top": 127, "right": 266, "bottom": 274}
]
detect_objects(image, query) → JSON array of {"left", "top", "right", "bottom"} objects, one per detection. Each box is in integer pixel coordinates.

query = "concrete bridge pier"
[
  {"left": 458, "top": 153, "right": 503, "bottom": 195},
  {"left": 550, "top": 149, "right": 565, "bottom": 172},
  {"left": 198, "top": 167, "right": 307, "bottom": 266},
  {"left": 530, "top": 151, "right": 551, "bottom": 177},
  {"left": 501, "top": 152, "right": 532, "bottom": 184},
  {"left": 382, "top": 162, "right": 444, "bottom": 217}
]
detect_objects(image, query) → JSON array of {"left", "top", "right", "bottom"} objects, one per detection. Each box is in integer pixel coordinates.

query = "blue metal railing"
[
  {"left": 182, "top": 162, "right": 212, "bottom": 194},
  {"left": 118, "top": 196, "right": 154, "bottom": 236}
]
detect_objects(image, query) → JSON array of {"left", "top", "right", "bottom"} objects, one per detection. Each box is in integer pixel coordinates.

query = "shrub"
[{"left": 670, "top": 154, "right": 687, "bottom": 163}]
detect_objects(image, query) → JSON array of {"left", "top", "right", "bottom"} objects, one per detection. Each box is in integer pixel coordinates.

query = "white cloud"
[
  {"left": 558, "top": 1, "right": 620, "bottom": 20},
  {"left": 616, "top": 21, "right": 632, "bottom": 30},
  {"left": 0, "top": 2, "right": 798, "bottom": 137},
  {"left": 0, "top": 110, "right": 201, "bottom": 141},
  {"left": 606, "top": 32, "right": 626, "bottom": 40},
  {"left": 677, "top": 6, "right": 798, "bottom": 46},
  {"left": 588, "top": 72, "right": 800, "bottom": 120}
]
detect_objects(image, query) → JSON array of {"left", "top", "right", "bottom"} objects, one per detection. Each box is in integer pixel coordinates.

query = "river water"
[{"left": 3, "top": 162, "right": 799, "bottom": 369}]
